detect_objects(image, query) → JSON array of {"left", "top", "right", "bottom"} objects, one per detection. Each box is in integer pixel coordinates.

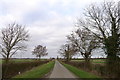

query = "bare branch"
[{"left": 0, "top": 23, "right": 29, "bottom": 63}]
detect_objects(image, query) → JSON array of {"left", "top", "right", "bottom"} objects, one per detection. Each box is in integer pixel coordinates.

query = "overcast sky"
[{"left": 0, "top": 0, "right": 118, "bottom": 58}]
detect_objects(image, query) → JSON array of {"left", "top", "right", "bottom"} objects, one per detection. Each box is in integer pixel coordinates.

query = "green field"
[
  {"left": 71, "top": 59, "right": 106, "bottom": 63},
  {"left": 10, "top": 59, "right": 36, "bottom": 63},
  {"left": 71, "top": 59, "right": 85, "bottom": 62},
  {"left": 0, "top": 59, "right": 2, "bottom": 64},
  {"left": 63, "top": 63, "right": 101, "bottom": 79},
  {"left": 1, "top": 59, "right": 48, "bottom": 64},
  {"left": 92, "top": 59, "right": 106, "bottom": 63},
  {"left": 1, "top": 59, "right": 35, "bottom": 63},
  {"left": 13, "top": 61, "right": 55, "bottom": 78}
]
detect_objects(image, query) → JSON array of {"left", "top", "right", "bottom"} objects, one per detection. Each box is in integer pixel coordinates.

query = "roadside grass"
[
  {"left": 13, "top": 61, "right": 55, "bottom": 78},
  {"left": 3, "top": 60, "right": 49, "bottom": 78},
  {"left": 63, "top": 63, "right": 102, "bottom": 80}
]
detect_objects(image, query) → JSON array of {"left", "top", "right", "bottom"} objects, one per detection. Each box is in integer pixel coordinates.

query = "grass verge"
[
  {"left": 63, "top": 63, "right": 102, "bottom": 80},
  {"left": 13, "top": 61, "right": 54, "bottom": 79},
  {"left": 3, "top": 60, "right": 49, "bottom": 78}
]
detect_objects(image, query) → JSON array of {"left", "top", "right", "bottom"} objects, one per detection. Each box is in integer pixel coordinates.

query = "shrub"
[{"left": 2, "top": 60, "right": 49, "bottom": 78}]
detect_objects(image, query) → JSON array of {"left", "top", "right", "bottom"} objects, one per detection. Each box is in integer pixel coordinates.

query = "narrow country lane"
[{"left": 49, "top": 60, "right": 78, "bottom": 78}]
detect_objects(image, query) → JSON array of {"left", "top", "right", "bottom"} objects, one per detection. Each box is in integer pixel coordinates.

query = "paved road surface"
[{"left": 49, "top": 60, "right": 77, "bottom": 78}]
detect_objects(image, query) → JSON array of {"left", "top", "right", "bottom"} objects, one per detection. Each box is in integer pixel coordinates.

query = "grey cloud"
[{"left": 0, "top": 0, "right": 108, "bottom": 58}]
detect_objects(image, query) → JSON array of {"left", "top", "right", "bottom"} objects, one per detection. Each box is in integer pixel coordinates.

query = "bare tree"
[
  {"left": 59, "top": 43, "right": 77, "bottom": 61},
  {"left": 0, "top": 23, "right": 29, "bottom": 63},
  {"left": 67, "top": 29, "right": 100, "bottom": 64},
  {"left": 32, "top": 45, "right": 48, "bottom": 59},
  {"left": 77, "top": 1, "right": 120, "bottom": 76}
]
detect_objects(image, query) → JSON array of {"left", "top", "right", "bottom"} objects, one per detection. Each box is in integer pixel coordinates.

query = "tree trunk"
[
  {"left": 66, "top": 56, "right": 70, "bottom": 62},
  {"left": 84, "top": 53, "right": 91, "bottom": 71},
  {"left": 66, "top": 52, "right": 70, "bottom": 62},
  {"left": 106, "top": 52, "right": 120, "bottom": 77},
  {"left": 3, "top": 53, "right": 10, "bottom": 79},
  {"left": 105, "top": 37, "right": 120, "bottom": 77},
  {"left": 38, "top": 55, "right": 41, "bottom": 60}
]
